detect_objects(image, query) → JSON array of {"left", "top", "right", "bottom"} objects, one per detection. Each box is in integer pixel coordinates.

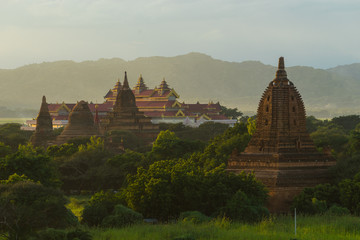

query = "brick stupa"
[
  {"left": 227, "top": 57, "right": 336, "bottom": 212},
  {"left": 56, "top": 100, "right": 99, "bottom": 144},
  {"left": 105, "top": 72, "right": 159, "bottom": 144},
  {"left": 30, "top": 96, "right": 55, "bottom": 147}
]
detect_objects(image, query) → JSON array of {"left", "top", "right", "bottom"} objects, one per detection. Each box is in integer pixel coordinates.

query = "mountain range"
[{"left": 1, "top": 52, "right": 360, "bottom": 118}]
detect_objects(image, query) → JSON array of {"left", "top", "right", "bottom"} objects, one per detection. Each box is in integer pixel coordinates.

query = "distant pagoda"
[
  {"left": 56, "top": 100, "right": 100, "bottom": 144},
  {"left": 105, "top": 72, "right": 159, "bottom": 144},
  {"left": 227, "top": 57, "right": 336, "bottom": 212},
  {"left": 30, "top": 96, "right": 55, "bottom": 147}
]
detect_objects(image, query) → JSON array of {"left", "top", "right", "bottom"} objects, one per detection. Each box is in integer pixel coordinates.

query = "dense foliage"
[
  {"left": 0, "top": 144, "right": 60, "bottom": 188},
  {"left": 2, "top": 114, "right": 360, "bottom": 236},
  {"left": 0, "top": 180, "right": 76, "bottom": 239}
]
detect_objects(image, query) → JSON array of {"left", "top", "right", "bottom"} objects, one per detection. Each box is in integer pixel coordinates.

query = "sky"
[{"left": 1, "top": 0, "right": 360, "bottom": 69}]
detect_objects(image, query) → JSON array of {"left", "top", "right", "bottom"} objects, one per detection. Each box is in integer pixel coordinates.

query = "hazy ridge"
[{"left": 1, "top": 52, "right": 360, "bottom": 118}]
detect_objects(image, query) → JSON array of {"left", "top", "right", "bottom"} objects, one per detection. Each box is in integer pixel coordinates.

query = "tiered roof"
[{"left": 133, "top": 74, "right": 148, "bottom": 93}]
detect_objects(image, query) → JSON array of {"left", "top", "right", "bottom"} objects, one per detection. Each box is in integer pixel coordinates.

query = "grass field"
[{"left": 90, "top": 215, "right": 360, "bottom": 240}]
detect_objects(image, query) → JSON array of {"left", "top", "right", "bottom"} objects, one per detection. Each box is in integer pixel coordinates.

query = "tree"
[
  {"left": 0, "top": 124, "right": 32, "bottom": 151},
  {"left": 57, "top": 142, "right": 114, "bottom": 191},
  {"left": 81, "top": 190, "right": 125, "bottom": 226},
  {"left": 247, "top": 117, "right": 256, "bottom": 136},
  {"left": 0, "top": 181, "right": 76, "bottom": 240},
  {"left": 151, "top": 130, "right": 205, "bottom": 160},
  {"left": 331, "top": 115, "right": 360, "bottom": 133},
  {"left": 347, "top": 122, "right": 360, "bottom": 155},
  {"left": 220, "top": 105, "right": 243, "bottom": 120},
  {"left": 292, "top": 184, "right": 341, "bottom": 215},
  {"left": 0, "top": 144, "right": 61, "bottom": 188},
  {"left": 310, "top": 123, "right": 349, "bottom": 154},
  {"left": 306, "top": 116, "right": 326, "bottom": 133},
  {"left": 124, "top": 158, "right": 267, "bottom": 221},
  {"left": 47, "top": 143, "right": 78, "bottom": 158},
  {"left": 338, "top": 173, "right": 360, "bottom": 215},
  {"left": 199, "top": 122, "right": 250, "bottom": 167},
  {"left": 0, "top": 142, "right": 11, "bottom": 158}
]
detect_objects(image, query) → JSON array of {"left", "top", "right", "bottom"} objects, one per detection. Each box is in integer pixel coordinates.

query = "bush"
[
  {"left": 81, "top": 191, "right": 125, "bottom": 226},
  {"left": 36, "top": 228, "right": 66, "bottom": 240},
  {"left": 66, "top": 229, "right": 92, "bottom": 240},
  {"left": 220, "top": 190, "right": 269, "bottom": 223},
  {"left": 0, "top": 181, "right": 75, "bottom": 239},
  {"left": 101, "top": 204, "right": 143, "bottom": 228},
  {"left": 326, "top": 205, "right": 350, "bottom": 216},
  {"left": 178, "top": 211, "right": 211, "bottom": 224}
]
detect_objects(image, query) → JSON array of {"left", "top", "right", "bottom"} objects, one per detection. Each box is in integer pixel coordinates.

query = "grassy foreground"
[{"left": 90, "top": 215, "right": 360, "bottom": 240}]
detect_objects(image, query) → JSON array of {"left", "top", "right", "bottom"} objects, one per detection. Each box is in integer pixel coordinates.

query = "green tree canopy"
[
  {"left": 0, "top": 181, "right": 76, "bottom": 239},
  {"left": 331, "top": 115, "right": 360, "bottom": 133},
  {"left": 124, "top": 158, "right": 267, "bottom": 221},
  {"left": 0, "top": 123, "right": 32, "bottom": 151},
  {"left": 220, "top": 105, "right": 243, "bottom": 120},
  {"left": 151, "top": 130, "right": 205, "bottom": 160},
  {"left": 310, "top": 123, "right": 349, "bottom": 154},
  {"left": 0, "top": 144, "right": 60, "bottom": 188}
]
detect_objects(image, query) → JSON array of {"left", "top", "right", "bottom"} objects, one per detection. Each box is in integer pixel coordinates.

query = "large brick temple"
[{"left": 227, "top": 57, "right": 336, "bottom": 212}]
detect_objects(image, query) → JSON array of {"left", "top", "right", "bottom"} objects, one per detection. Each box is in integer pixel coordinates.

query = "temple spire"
[
  {"left": 278, "top": 57, "right": 285, "bottom": 70},
  {"left": 40, "top": 95, "right": 49, "bottom": 113},
  {"left": 30, "top": 95, "right": 54, "bottom": 147},
  {"left": 275, "top": 56, "right": 287, "bottom": 79},
  {"left": 123, "top": 71, "right": 130, "bottom": 89}
]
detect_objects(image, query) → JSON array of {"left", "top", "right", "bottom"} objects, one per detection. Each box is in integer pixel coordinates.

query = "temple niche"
[
  {"left": 30, "top": 96, "right": 55, "bottom": 147},
  {"left": 55, "top": 100, "right": 100, "bottom": 145},
  {"left": 104, "top": 72, "right": 159, "bottom": 146},
  {"left": 227, "top": 57, "right": 336, "bottom": 212}
]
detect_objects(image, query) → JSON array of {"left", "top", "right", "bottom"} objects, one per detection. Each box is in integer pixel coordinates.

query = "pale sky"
[{"left": 1, "top": 0, "right": 359, "bottom": 69}]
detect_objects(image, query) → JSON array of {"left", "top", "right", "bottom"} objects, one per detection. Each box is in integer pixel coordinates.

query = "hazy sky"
[{"left": 1, "top": 0, "right": 359, "bottom": 69}]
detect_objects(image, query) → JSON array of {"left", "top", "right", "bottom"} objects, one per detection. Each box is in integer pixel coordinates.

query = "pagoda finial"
[
  {"left": 42, "top": 95, "right": 46, "bottom": 103},
  {"left": 275, "top": 57, "right": 287, "bottom": 79},
  {"left": 123, "top": 71, "right": 129, "bottom": 89},
  {"left": 278, "top": 57, "right": 285, "bottom": 70}
]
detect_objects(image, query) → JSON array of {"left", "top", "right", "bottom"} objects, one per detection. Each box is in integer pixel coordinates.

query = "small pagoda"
[
  {"left": 56, "top": 100, "right": 100, "bottom": 144},
  {"left": 30, "top": 96, "right": 55, "bottom": 147},
  {"left": 105, "top": 72, "right": 159, "bottom": 144},
  {"left": 227, "top": 57, "right": 336, "bottom": 212}
]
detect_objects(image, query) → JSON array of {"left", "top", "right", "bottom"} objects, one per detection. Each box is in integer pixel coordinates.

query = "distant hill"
[{"left": 1, "top": 52, "right": 360, "bottom": 118}]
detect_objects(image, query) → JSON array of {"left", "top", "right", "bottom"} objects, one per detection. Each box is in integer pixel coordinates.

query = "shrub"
[
  {"left": 326, "top": 205, "right": 350, "bottom": 216},
  {"left": 66, "top": 229, "right": 92, "bottom": 240},
  {"left": 36, "top": 228, "right": 66, "bottom": 240},
  {"left": 81, "top": 191, "right": 125, "bottom": 226},
  {"left": 101, "top": 204, "right": 143, "bottom": 228},
  {"left": 178, "top": 211, "right": 211, "bottom": 224},
  {"left": 219, "top": 190, "right": 269, "bottom": 223}
]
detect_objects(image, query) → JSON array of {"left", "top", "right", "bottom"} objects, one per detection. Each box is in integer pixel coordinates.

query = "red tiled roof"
[
  {"left": 48, "top": 104, "right": 76, "bottom": 112},
  {"left": 136, "top": 100, "right": 178, "bottom": 108},
  {"left": 88, "top": 102, "right": 113, "bottom": 112},
  {"left": 133, "top": 90, "right": 155, "bottom": 97},
  {"left": 184, "top": 103, "right": 221, "bottom": 112},
  {"left": 143, "top": 111, "right": 179, "bottom": 117},
  {"left": 104, "top": 90, "right": 113, "bottom": 98},
  {"left": 150, "top": 90, "right": 172, "bottom": 98}
]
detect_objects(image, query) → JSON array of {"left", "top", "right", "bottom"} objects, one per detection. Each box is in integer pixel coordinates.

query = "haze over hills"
[{"left": 0, "top": 52, "right": 360, "bottom": 118}]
